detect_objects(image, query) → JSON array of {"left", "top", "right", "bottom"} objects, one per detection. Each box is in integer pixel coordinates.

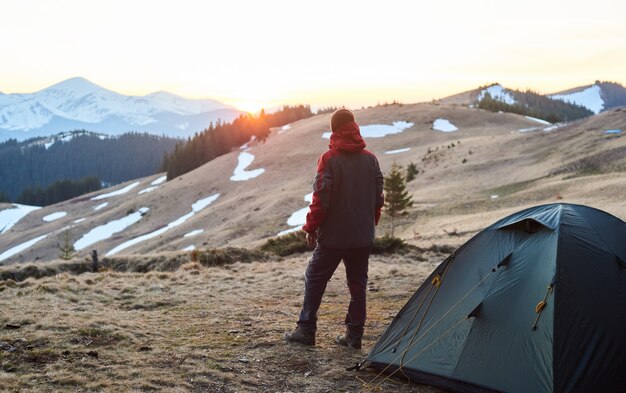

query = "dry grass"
[
  {"left": 0, "top": 253, "right": 448, "bottom": 392},
  {"left": 0, "top": 248, "right": 272, "bottom": 283}
]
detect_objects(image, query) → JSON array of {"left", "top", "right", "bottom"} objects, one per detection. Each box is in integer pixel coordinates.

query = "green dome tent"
[{"left": 365, "top": 203, "right": 626, "bottom": 393}]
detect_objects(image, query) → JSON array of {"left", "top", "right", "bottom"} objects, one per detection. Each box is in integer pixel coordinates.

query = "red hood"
[{"left": 329, "top": 121, "right": 366, "bottom": 152}]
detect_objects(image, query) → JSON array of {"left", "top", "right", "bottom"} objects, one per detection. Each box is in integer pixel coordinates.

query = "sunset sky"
[{"left": 1, "top": 0, "right": 625, "bottom": 111}]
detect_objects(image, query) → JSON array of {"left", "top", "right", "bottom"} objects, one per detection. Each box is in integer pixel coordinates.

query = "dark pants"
[{"left": 297, "top": 245, "right": 370, "bottom": 337}]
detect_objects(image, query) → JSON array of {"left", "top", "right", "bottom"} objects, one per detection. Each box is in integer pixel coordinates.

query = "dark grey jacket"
[{"left": 303, "top": 146, "right": 384, "bottom": 248}]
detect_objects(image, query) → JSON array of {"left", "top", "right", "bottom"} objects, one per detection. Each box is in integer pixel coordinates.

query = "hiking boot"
[
  {"left": 284, "top": 326, "right": 315, "bottom": 346},
  {"left": 335, "top": 333, "right": 362, "bottom": 349}
]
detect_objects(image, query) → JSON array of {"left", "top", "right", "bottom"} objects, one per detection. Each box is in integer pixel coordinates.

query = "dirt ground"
[{"left": 0, "top": 252, "right": 449, "bottom": 392}]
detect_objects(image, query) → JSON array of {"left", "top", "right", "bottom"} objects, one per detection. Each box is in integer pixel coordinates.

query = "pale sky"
[{"left": 1, "top": 0, "right": 625, "bottom": 111}]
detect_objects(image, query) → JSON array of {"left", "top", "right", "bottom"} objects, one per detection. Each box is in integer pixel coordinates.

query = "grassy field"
[{"left": 0, "top": 251, "right": 447, "bottom": 392}]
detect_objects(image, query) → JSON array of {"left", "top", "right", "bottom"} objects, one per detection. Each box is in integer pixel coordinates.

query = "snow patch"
[
  {"left": 106, "top": 194, "right": 220, "bottom": 256},
  {"left": 277, "top": 193, "right": 313, "bottom": 235},
  {"left": 0, "top": 204, "right": 41, "bottom": 234},
  {"left": 181, "top": 245, "right": 196, "bottom": 252},
  {"left": 42, "top": 211, "right": 67, "bottom": 222},
  {"left": 385, "top": 147, "right": 411, "bottom": 155},
  {"left": 93, "top": 202, "right": 109, "bottom": 211},
  {"left": 184, "top": 229, "right": 204, "bottom": 238},
  {"left": 151, "top": 176, "right": 167, "bottom": 185},
  {"left": 433, "top": 119, "right": 458, "bottom": 132},
  {"left": 0, "top": 234, "right": 48, "bottom": 262},
  {"left": 74, "top": 207, "right": 149, "bottom": 251},
  {"left": 192, "top": 195, "right": 221, "bottom": 211},
  {"left": 322, "top": 121, "right": 414, "bottom": 139},
  {"left": 550, "top": 85, "right": 604, "bottom": 114},
  {"left": 525, "top": 116, "right": 551, "bottom": 125},
  {"left": 239, "top": 135, "right": 257, "bottom": 151},
  {"left": 230, "top": 152, "right": 265, "bottom": 181},
  {"left": 278, "top": 124, "right": 291, "bottom": 134},
  {"left": 518, "top": 127, "right": 542, "bottom": 133},
  {"left": 605, "top": 129, "right": 622, "bottom": 134},
  {"left": 91, "top": 182, "right": 141, "bottom": 200},
  {"left": 543, "top": 123, "right": 566, "bottom": 132},
  {"left": 74, "top": 218, "right": 86, "bottom": 223},
  {"left": 138, "top": 186, "right": 158, "bottom": 195},
  {"left": 287, "top": 207, "right": 309, "bottom": 227},
  {"left": 490, "top": 195, "right": 499, "bottom": 200},
  {"left": 477, "top": 84, "right": 516, "bottom": 105}
]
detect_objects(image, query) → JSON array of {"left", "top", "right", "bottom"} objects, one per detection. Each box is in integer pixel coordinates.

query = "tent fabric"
[{"left": 366, "top": 203, "right": 626, "bottom": 393}]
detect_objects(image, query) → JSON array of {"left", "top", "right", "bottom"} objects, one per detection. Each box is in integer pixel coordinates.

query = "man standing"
[{"left": 285, "top": 109, "right": 384, "bottom": 349}]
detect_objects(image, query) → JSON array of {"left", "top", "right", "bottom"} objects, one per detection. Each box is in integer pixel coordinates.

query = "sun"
[{"left": 232, "top": 100, "right": 267, "bottom": 114}]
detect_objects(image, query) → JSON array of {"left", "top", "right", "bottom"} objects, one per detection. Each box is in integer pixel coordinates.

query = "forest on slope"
[
  {"left": 0, "top": 132, "right": 178, "bottom": 201},
  {"left": 160, "top": 105, "right": 315, "bottom": 179},
  {"left": 477, "top": 88, "right": 593, "bottom": 122}
]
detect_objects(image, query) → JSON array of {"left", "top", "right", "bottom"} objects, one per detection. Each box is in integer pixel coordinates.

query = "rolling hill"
[
  {"left": 550, "top": 81, "right": 626, "bottom": 114},
  {"left": 1, "top": 101, "right": 624, "bottom": 264},
  {"left": 440, "top": 81, "right": 626, "bottom": 122}
]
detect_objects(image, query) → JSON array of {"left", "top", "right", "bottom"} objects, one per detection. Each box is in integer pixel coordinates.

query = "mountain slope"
[
  {"left": 1, "top": 101, "right": 624, "bottom": 264},
  {"left": 550, "top": 81, "right": 626, "bottom": 114},
  {"left": 0, "top": 77, "right": 243, "bottom": 140},
  {"left": 442, "top": 83, "right": 594, "bottom": 122}
]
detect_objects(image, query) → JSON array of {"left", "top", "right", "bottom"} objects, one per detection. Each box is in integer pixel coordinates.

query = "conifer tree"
[
  {"left": 58, "top": 229, "right": 77, "bottom": 260},
  {"left": 384, "top": 163, "right": 413, "bottom": 237},
  {"left": 406, "top": 162, "right": 418, "bottom": 182},
  {"left": 0, "top": 191, "right": 11, "bottom": 203}
]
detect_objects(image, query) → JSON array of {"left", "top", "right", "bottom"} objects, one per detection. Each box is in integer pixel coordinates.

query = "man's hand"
[{"left": 306, "top": 232, "right": 317, "bottom": 248}]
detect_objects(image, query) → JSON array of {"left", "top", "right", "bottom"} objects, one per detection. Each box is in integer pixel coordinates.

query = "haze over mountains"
[
  {"left": 0, "top": 77, "right": 242, "bottom": 141},
  {"left": 2, "top": 79, "right": 625, "bottom": 143}
]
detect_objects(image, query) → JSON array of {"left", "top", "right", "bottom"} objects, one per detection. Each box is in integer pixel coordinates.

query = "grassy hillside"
[{"left": 1, "top": 103, "right": 625, "bottom": 264}]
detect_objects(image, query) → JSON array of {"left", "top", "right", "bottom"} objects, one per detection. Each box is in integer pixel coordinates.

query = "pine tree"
[
  {"left": 406, "top": 162, "right": 418, "bottom": 182},
  {"left": 58, "top": 229, "right": 77, "bottom": 260},
  {"left": 384, "top": 163, "right": 413, "bottom": 237},
  {"left": 0, "top": 190, "right": 11, "bottom": 203}
]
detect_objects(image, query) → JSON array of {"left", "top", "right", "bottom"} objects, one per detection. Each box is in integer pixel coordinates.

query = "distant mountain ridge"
[{"left": 0, "top": 77, "right": 243, "bottom": 141}]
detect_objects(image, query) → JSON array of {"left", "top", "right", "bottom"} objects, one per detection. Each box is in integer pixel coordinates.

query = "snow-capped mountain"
[{"left": 0, "top": 77, "right": 243, "bottom": 141}]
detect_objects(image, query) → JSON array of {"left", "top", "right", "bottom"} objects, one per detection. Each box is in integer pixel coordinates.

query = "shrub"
[
  {"left": 258, "top": 231, "right": 309, "bottom": 256},
  {"left": 197, "top": 247, "right": 268, "bottom": 267},
  {"left": 371, "top": 235, "right": 411, "bottom": 254},
  {"left": 259, "top": 233, "right": 417, "bottom": 257}
]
